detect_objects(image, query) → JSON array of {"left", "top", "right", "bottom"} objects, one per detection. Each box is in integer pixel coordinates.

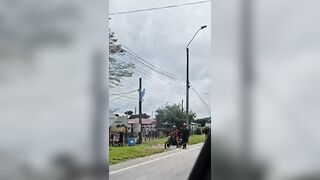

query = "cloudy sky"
[{"left": 109, "top": 0, "right": 211, "bottom": 118}]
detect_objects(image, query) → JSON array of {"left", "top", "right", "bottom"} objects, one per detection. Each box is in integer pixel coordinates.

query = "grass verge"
[
  {"left": 109, "top": 135, "right": 206, "bottom": 165},
  {"left": 109, "top": 142, "right": 167, "bottom": 165},
  {"left": 188, "top": 134, "right": 206, "bottom": 145}
]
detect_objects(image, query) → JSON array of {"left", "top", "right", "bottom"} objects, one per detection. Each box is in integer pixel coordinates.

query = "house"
[
  {"left": 127, "top": 118, "right": 156, "bottom": 133},
  {"left": 109, "top": 112, "right": 128, "bottom": 133},
  {"left": 205, "top": 123, "right": 211, "bottom": 128},
  {"left": 113, "top": 114, "right": 128, "bottom": 127},
  {"left": 190, "top": 122, "right": 201, "bottom": 133},
  {"left": 109, "top": 111, "right": 117, "bottom": 127}
]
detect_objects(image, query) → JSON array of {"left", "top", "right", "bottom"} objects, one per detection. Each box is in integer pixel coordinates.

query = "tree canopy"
[
  {"left": 129, "top": 113, "right": 150, "bottom": 119},
  {"left": 109, "top": 30, "right": 135, "bottom": 88},
  {"left": 124, "top": 110, "right": 134, "bottom": 116},
  {"left": 155, "top": 103, "right": 196, "bottom": 129},
  {"left": 192, "top": 117, "right": 211, "bottom": 127}
]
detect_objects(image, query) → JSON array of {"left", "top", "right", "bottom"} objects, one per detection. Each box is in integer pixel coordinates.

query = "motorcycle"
[{"left": 164, "top": 136, "right": 183, "bottom": 149}]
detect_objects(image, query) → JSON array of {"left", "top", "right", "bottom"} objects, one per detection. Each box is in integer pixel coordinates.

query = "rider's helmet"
[
  {"left": 172, "top": 125, "right": 176, "bottom": 130},
  {"left": 183, "top": 123, "right": 187, "bottom": 127}
]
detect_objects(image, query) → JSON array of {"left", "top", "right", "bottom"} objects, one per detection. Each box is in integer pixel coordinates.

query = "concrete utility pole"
[
  {"left": 186, "top": 47, "right": 190, "bottom": 126},
  {"left": 138, "top": 78, "right": 143, "bottom": 144},
  {"left": 181, "top": 99, "right": 184, "bottom": 112},
  {"left": 186, "top": 25, "right": 207, "bottom": 126}
]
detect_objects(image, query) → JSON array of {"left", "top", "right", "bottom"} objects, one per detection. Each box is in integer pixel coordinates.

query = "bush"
[{"left": 195, "top": 127, "right": 202, "bottom": 135}]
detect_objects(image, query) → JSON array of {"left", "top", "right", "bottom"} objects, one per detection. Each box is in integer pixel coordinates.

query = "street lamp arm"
[
  {"left": 186, "top": 28, "right": 201, "bottom": 49},
  {"left": 186, "top": 25, "right": 207, "bottom": 49}
]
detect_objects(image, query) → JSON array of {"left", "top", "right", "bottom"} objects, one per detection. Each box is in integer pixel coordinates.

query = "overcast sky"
[{"left": 109, "top": 0, "right": 211, "bottom": 118}]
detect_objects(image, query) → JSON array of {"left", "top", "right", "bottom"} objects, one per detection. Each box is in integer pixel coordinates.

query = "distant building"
[
  {"left": 190, "top": 122, "right": 201, "bottom": 132},
  {"left": 113, "top": 114, "right": 128, "bottom": 127},
  {"left": 109, "top": 111, "right": 117, "bottom": 127},
  {"left": 205, "top": 123, "right": 211, "bottom": 128},
  {"left": 109, "top": 112, "right": 128, "bottom": 133},
  {"left": 127, "top": 118, "right": 156, "bottom": 133}
]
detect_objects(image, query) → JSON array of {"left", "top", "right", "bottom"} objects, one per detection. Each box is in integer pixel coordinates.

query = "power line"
[
  {"left": 109, "top": 60, "right": 136, "bottom": 87},
  {"left": 110, "top": 94, "right": 136, "bottom": 102},
  {"left": 113, "top": 54, "right": 185, "bottom": 90},
  {"left": 114, "top": 55, "right": 170, "bottom": 86},
  {"left": 114, "top": 41, "right": 192, "bottom": 91},
  {"left": 109, "top": 40, "right": 211, "bottom": 109},
  {"left": 109, "top": 78, "right": 183, "bottom": 105},
  {"left": 109, "top": 0, "right": 210, "bottom": 16},
  {"left": 112, "top": 51, "right": 205, "bottom": 104},
  {"left": 121, "top": 44, "right": 185, "bottom": 82},
  {"left": 120, "top": 77, "right": 136, "bottom": 86},
  {"left": 110, "top": 89, "right": 138, "bottom": 96},
  {"left": 119, "top": 48, "right": 212, "bottom": 95},
  {"left": 117, "top": 42, "right": 186, "bottom": 87},
  {"left": 190, "top": 85, "right": 210, "bottom": 108},
  {"left": 118, "top": 43, "right": 185, "bottom": 83}
]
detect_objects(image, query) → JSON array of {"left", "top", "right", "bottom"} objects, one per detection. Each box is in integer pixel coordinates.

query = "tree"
[
  {"left": 195, "top": 127, "right": 202, "bottom": 135},
  {"left": 124, "top": 111, "right": 133, "bottom": 116},
  {"left": 155, "top": 103, "right": 196, "bottom": 129},
  {"left": 192, "top": 117, "right": 211, "bottom": 127},
  {"left": 129, "top": 113, "right": 150, "bottom": 119},
  {"left": 109, "top": 30, "right": 135, "bottom": 88}
]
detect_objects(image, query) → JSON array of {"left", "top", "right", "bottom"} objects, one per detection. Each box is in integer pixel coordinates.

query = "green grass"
[
  {"left": 109, "top": 143, "right": 167, "bottom": 165},
  {"left": 188, "top": 134, "right": 206, "bottom": 145},
  {"left": 109, "top": 135, "right": 206, "bottom": 165},
  {"left": 143, "top": 138, "right": 166, "bottom": 145}
]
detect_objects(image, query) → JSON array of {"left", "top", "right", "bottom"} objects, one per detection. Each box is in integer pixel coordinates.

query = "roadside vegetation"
[
  {"left": 109, "top": 135, "right": 206, "bottom": 165},
  {"left": 109, "top": 144, "right": 166, "bottom": 165},
  {"left": 188, "top": 135, "right": 206, "bottom": 145}
]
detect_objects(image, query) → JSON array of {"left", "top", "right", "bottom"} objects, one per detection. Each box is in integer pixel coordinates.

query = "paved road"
[{"left": 109, "top": 143, "right": 204, "bottom": 180}]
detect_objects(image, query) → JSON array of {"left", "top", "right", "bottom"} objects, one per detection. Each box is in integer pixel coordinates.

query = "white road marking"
[{"left": 109, "top": 145, "right": 202, "bottom": 175}]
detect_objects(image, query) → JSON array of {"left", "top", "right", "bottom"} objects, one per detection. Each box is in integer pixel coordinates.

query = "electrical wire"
[
  {"left": 113, "top": 54, "right": 185, "bottom": 90},
  {"left": 190, "top": 85, "right": 210, "bottom": 108},
  {"left": 116, "top": 43, "right": 186, "bottom": 88},
  {"left": 109, "top": 40, "right": 211, "bottom": 110},
  {"left": 110, "top": 94, "right": 137, "bottom": 102},
  {"left": 121, "top": 44, "right": 185, "bottom": 82},
  {"left": 109, "top": 0, "right": 210, "bottom": 16},
  {"left": 112, "top": 40, "right": 185, "bottom": 86},
  {"left": 110, "top": 89, "right": 138, "bottom": 96}
]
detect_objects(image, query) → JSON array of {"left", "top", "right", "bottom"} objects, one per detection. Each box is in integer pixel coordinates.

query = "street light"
[{"left": 186, "top": 25, "right": 207, "bottom": 126}]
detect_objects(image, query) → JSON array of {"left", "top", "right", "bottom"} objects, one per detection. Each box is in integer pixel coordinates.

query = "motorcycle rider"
[
  {"left": 170, "top": 125, "right": 180, "bottom": 147},
  {"left": 180, "top": 123, "right": 190, "bottom": 149}
]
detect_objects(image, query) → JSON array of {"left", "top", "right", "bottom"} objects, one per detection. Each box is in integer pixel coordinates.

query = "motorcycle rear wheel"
[{"left": 164, "top": 142, "right": 170, "bottom": 149}]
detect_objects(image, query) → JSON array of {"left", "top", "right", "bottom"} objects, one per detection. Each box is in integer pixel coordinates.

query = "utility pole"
[
  {"left": 181, "top": 99, "right": 184, "bottom": 112},
  {"left": 134, "top": 106, "right": 136, "bottom": 115},
  {"left": 138, "top": 78, "right": 143, "bottom": 144},
  {"left": 186, "top": 48, "right": 190, "bottom": 126},
  {"left": 186, "top": 25, "right": 207, "bottom": 126}
]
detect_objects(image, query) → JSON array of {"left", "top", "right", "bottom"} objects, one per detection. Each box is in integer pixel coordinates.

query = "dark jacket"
[
  {"left": 119, "top": 132, "right": 124, "bottom": 143},
  {"left": 180, "top": 127, "right": 190, "bottom": 141}
]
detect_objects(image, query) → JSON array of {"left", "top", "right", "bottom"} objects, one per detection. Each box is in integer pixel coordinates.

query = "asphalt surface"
[{"left": 109, "top": 143, "right": 204, "bottom": 180}]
